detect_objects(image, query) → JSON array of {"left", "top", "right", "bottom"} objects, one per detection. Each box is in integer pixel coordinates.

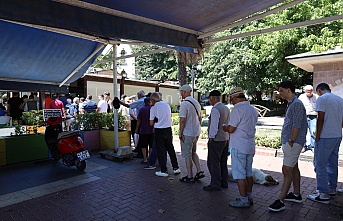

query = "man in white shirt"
[
  {"left": 149, "top": 92, "right": 180, "bottom": 177},
  {"left": 224, "top": 87, "right": 258, "bottom": 207},
  {"left": 97, "top": 94, "right": 108, "bottom": 113},
  {"left": 178, "top": 85, "right": 204, "bottom": 183},
  {"left": 203, "top": 90, "right": 230, "bottom": 191},
  {"left": 307, "top": 83, "right": 343, "bottom": 204},
  {"left": 298, "top": 85, "right": 318, "bottom": 152}
]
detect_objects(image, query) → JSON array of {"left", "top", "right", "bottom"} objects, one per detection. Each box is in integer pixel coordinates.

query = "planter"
[
  {"left": 0, "top": 138, "right": 6, "bottom": 166},
  {"left": 171, "top": 113, "right": 179, "bottom": 117},
  {"left": 79, "top": 130, "right": 100, "bottom": 151},
  {"left": 100, "top": 130, "right": 131, "bottom": 150},
  {"left": 5, "top": 134, "right": 49, "bottom": 165},
  {"left": 25, "top": 126, "right": 45, "bottom": 135}
]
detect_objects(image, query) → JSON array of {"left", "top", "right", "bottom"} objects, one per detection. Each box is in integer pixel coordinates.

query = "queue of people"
[{"left": 119, "top": 81, "right": 342, "bottom": 212}]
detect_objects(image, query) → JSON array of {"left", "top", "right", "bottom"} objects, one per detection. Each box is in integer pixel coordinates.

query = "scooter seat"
[{"left": 58, "top": 131, "right": 79, "bottom": 140}]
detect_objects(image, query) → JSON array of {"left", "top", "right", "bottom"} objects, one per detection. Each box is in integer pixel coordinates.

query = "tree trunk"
[{"left": 176, "top": 51, "right": 187, "bottom": 86}]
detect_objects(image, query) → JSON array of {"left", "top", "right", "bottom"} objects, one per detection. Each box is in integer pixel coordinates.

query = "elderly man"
[
  {"left": 307, "top": 83, "right": 343, "bottom": 204},
  {"left": 81, "top": 95, "right": 98, "bottom": 114},
  {"left": 203, "top": 90, "right": 230, "bottom": 191},
  {"left": 298, "top": 85, "right": 318, "bottom": 152},
  {"left": 268, "top": 81, "right": 307, "bottom": 212},
  {"left": 178, "top": 84, "right": 204, "bottom": 183},
  {"left": 149, "top": 92, "right": 180, "bottom": 177},
  {"left": 223, "top": 87, "right": 258, "bottom": 207}
]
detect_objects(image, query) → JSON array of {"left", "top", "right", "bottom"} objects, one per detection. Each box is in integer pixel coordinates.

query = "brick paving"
[{"left": 0, "top": 136, "right": 342, "bottom": 221}]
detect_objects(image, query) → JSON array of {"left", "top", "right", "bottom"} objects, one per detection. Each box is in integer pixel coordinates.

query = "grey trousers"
[{"left": 207, "top": 140, "right": 229, "bottom": 189}]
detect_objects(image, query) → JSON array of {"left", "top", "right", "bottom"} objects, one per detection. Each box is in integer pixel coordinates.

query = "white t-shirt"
[
  {"left": 316, "top": 92, "right": 343, "bottom": 138},
  {"left": 298, "top": 93, "right": 318, "bottom": 115},
  {"left": 97, "top": 100, "right": 108, "bottom": 113},
  {"left": 179, "top": 96, "right": 201, "bottom": 137},
  {"left": 228, "top": 101, "right": 258, "bottom": 154},
  {"left": 150, "top": 101, "right": 172, "bottom": 128}
]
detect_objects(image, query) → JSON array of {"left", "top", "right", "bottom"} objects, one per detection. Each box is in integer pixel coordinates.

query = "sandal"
[
  {"left": 180, "top": 176, "right": 195, "bottom": 183},
  {"left": 194, "top": 171, "right": 205, "bottom": 181}
]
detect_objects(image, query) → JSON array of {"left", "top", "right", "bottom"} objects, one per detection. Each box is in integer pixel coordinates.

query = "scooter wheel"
[{"left": 76, "top": 160, "right": 86, "bottom": 171}]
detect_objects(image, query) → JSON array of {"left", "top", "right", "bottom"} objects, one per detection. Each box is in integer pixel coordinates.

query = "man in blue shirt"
[{"left": 268, "top": 81, "right": 307, "bottom": 212}]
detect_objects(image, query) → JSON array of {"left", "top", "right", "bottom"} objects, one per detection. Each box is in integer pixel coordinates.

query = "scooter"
[{"left": 44, "top": 114, "right": 90, "bottom": 171}]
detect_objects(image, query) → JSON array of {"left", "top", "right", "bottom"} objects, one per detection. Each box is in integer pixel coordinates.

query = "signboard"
[{"left": 43, "top": 109, "right": 62, "bottom": 121}]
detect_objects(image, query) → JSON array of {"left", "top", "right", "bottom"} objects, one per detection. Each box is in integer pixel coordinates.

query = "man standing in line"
[
  {"left": 178, "top": 85, "right": 205, "bottom": 183},
  {"left": 203, "top": 90, "right": 230, "bottom": 191},
  {"left": 97, "top": 94, "right": 108, "bottom": 113},
  {"left": 81, "top": 95, "right": 98, "bottom": 114},
  {"left": 298, "top": 85, "right": 318, "bottom": 152},
  {"left": 104, "top": 92, "right": 113, "bottom": 113},
  {"left": 149, "top": 92, "right": 180, "bottom": 177},
  {"left": 268, "top": 81, "right": 307, "bottom": 212},
  {"left": 223, "top": 87, "right": 258, "bottom": 207},
  {"left": 307, "top": 83, "right": 343, "bottom": 204}
]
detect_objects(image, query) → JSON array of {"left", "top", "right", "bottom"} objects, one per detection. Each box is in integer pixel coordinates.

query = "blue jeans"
[
  {"left": 314, "top": 137, "right": 341, "bottom": 193},
  {"left": 306, "top": 116, "right": 317, "bottom": 148}
]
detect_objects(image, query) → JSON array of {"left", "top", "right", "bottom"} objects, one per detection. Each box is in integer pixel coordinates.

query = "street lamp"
[
  {"left": 119, "top": 69, "right": 127, "bottom": 96},
  {"left": 191, "top": 65, "right": 202, "bottom": 97}
]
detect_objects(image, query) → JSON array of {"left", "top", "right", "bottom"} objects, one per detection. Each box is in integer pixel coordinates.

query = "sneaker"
[
  {"left": 229, "top": 198, "right": 250, "bottom": 208},
  {"left": 329, "top": 189, "right": 337, "bottom": 196},
  {"left": 307, "top": 192, "right": 330, "bottom": 204},
  {"left": 173, "top": 168, "right": 181, "bottom": 174},
  {"left": 155, "top": 171, "right": 168, "bottom": 177},
  {"left": 337, "top": 189, "right": 343, "bottom": 193},
  {"left": 268, "top": 200, "right": 285, "bottom": 212},
  {"left": 144, "top": 165, "right": 156, "bottom": 170},
  {"left": 284, "top": 192, "right": 303, "bottom": 203}
]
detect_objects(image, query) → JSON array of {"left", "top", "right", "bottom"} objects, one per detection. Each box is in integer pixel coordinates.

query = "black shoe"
[
  {"left": 268, "top": 200, "right": 285, "bottom": 212},
  {"left": 203, "top": 185, "right": 221, "bottom": 192},
  {"left": 284, "top": 192, "right": 302, "bottom": 203}
]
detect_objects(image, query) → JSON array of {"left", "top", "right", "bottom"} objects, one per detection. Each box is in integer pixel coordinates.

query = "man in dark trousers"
[{"left": 203, "top": 90, "right": 230, "bottom": 191}]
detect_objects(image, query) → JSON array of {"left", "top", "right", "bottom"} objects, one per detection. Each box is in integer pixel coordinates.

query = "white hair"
[
  {"left": 73, "top": 97, "right": 79, "bottom": 103},
  {"left": 304, "top": 85, "right": 313, "bottom": 91},
  {"left": 67, "top": 98, "right": 72, "bottom": 104},
  {"left": 137, "top": 90, "right": 145, "bottom": 97}
]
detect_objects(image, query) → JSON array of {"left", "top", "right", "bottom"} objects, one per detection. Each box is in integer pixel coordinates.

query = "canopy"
[{"left": 0, "top": 0, "right": 287, "bottom": 90}]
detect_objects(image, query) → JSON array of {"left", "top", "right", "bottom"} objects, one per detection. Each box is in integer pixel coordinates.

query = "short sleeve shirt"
[
  {"left": 150, "top": 101, "right": 172, "bottom": 128},
  {"left": 179, "top": 96, "right": 201, "bottom": 137},
  {"left": 97, "top": 100, "right": 108, "bottom": 113},
  {"left": 316, "top": 93, "right": 343, "bottom": 138},
  {"left": 137, "top": 105, "right": 154, "bottom": 134}
]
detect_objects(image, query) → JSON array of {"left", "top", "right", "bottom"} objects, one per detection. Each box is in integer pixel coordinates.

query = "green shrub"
[
  {"left": 169, "top": 104, "right": 179, "bottom": 113},
  {"left": 172, "top": 125, "right": 179, "bottom": 136},
  {"left": 171, "top": 116, "right": 180, "bottom": 126},
  {"left": 22, "top": 110, "right": 44, "bottom": 126},
  {"left": 255, "top": 135, "right": 281, "bottom": 149},
  {"left": 200, "top": 128, "right": 208, "bottom": 139},
  {"left": 74, "top": 112, "right": 126, "bottom": 131}
]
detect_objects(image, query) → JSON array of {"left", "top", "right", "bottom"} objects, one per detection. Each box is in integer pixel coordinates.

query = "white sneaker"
[
  {"left": 155, "top": 171, "right": 168, "bottom": 177},
  {"left": 337, "top": 189, "right": 343, "bottom": 193},
  {"left": 307, "top": 192, "right": 330, "bottom": 204},
  {"left": 173, "top": 168, "right": 181, "bottom": 174}
]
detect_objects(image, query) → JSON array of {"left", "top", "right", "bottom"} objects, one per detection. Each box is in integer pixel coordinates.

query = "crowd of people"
[{"left": 121, "top": 81, "right": 342, "bottom": 212}]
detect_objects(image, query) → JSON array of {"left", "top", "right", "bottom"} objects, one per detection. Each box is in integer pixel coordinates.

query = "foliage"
[
  {"left": 255, "top": 136, "right": 281, "bottom": 149},
  {"left": 132, "top": 45, "right": 179, "bottom": 82},
  {"left": 22, "top": 110, "right": 44, "bottom": 126},
  {"left": 11, "top": 120, "right": 26, "bottom": 136},
  {"left": 171, "top": 116, "right": 180, "bottom": 126},
  {"left": 169, "top": 104, "right": 179, "bottom": 113},
  {"left": 196, "top": 0, "right": 343, "bottom": 97},
  {"left": 171, "top": 125, "right": 179, "bottom": 136},
  {"left": 74, "top": 112, "right": 126, "bottom": 131}
]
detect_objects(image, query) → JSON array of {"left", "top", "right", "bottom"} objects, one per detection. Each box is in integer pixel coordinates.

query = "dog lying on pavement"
[{"left": 228, "top": 168, "right": 279, "bottom": 186}]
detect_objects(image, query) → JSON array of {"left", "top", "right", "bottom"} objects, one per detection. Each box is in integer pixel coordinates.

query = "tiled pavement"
[{"left": 0, "top": 136, "right": 342, "bottom": 221}]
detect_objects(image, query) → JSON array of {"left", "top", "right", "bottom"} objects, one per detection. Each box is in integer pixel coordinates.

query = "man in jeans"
[
  {"left": 178, "top": 84, "right": 204, "bottom": 183},
  {"left": 268, "top": 81, "right": 307, "bottom": 212},
  {"left": 307, "top": 83, "right": 343, "bottom": 204},
  {"left": 298, "top": 85, "right": 318, "bottom": 152},
  {"left": 149, "top": 92, "right": 180, "bottom": 177}
]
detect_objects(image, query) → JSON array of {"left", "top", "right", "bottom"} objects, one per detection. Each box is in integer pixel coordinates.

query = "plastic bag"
[{"left": 134, "top": 133, "right": 139, "bottom": 147}]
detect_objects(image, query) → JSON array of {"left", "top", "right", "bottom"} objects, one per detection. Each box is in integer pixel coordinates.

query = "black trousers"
[
  {"left": 207, "top": 140, "right": 228, "bottom": 189},
  {"left": 154, "top": 127, "right": 179, "bottom": 173}
]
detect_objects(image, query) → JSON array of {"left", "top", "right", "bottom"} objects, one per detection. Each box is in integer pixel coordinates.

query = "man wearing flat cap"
[
  {"left": 178, "top": 84, "right": 204, "bottom": 183},
  {"left": 203, "top": 90, "right": 230, "bottom": 191},
  {"left": 223, "top": 87, "right": 258, "bottom": 207}
]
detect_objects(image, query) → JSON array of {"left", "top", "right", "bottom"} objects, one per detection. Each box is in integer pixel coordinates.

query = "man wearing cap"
[
  {"left": 268, "top": 81, "right": 307, "bottom": 212},
  {"left": 178, "top": 84, "right": 204, "bottom": 183},
  {"left": 203, "top": 90, "right": 230, "bottom": 191},
  {"left": 223, "top": 87, "right": 258, "bottom": 207}
]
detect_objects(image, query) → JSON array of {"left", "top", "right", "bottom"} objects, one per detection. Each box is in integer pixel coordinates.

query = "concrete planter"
[
  {"left": 79, "top": 130, "right": 100, "bottom": 151},
  {"left": 100, "top": 130, "right": 131, "bottom": 150},
  {"left": 4, "top": 134, "right": 49, "bottom": 165}
]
